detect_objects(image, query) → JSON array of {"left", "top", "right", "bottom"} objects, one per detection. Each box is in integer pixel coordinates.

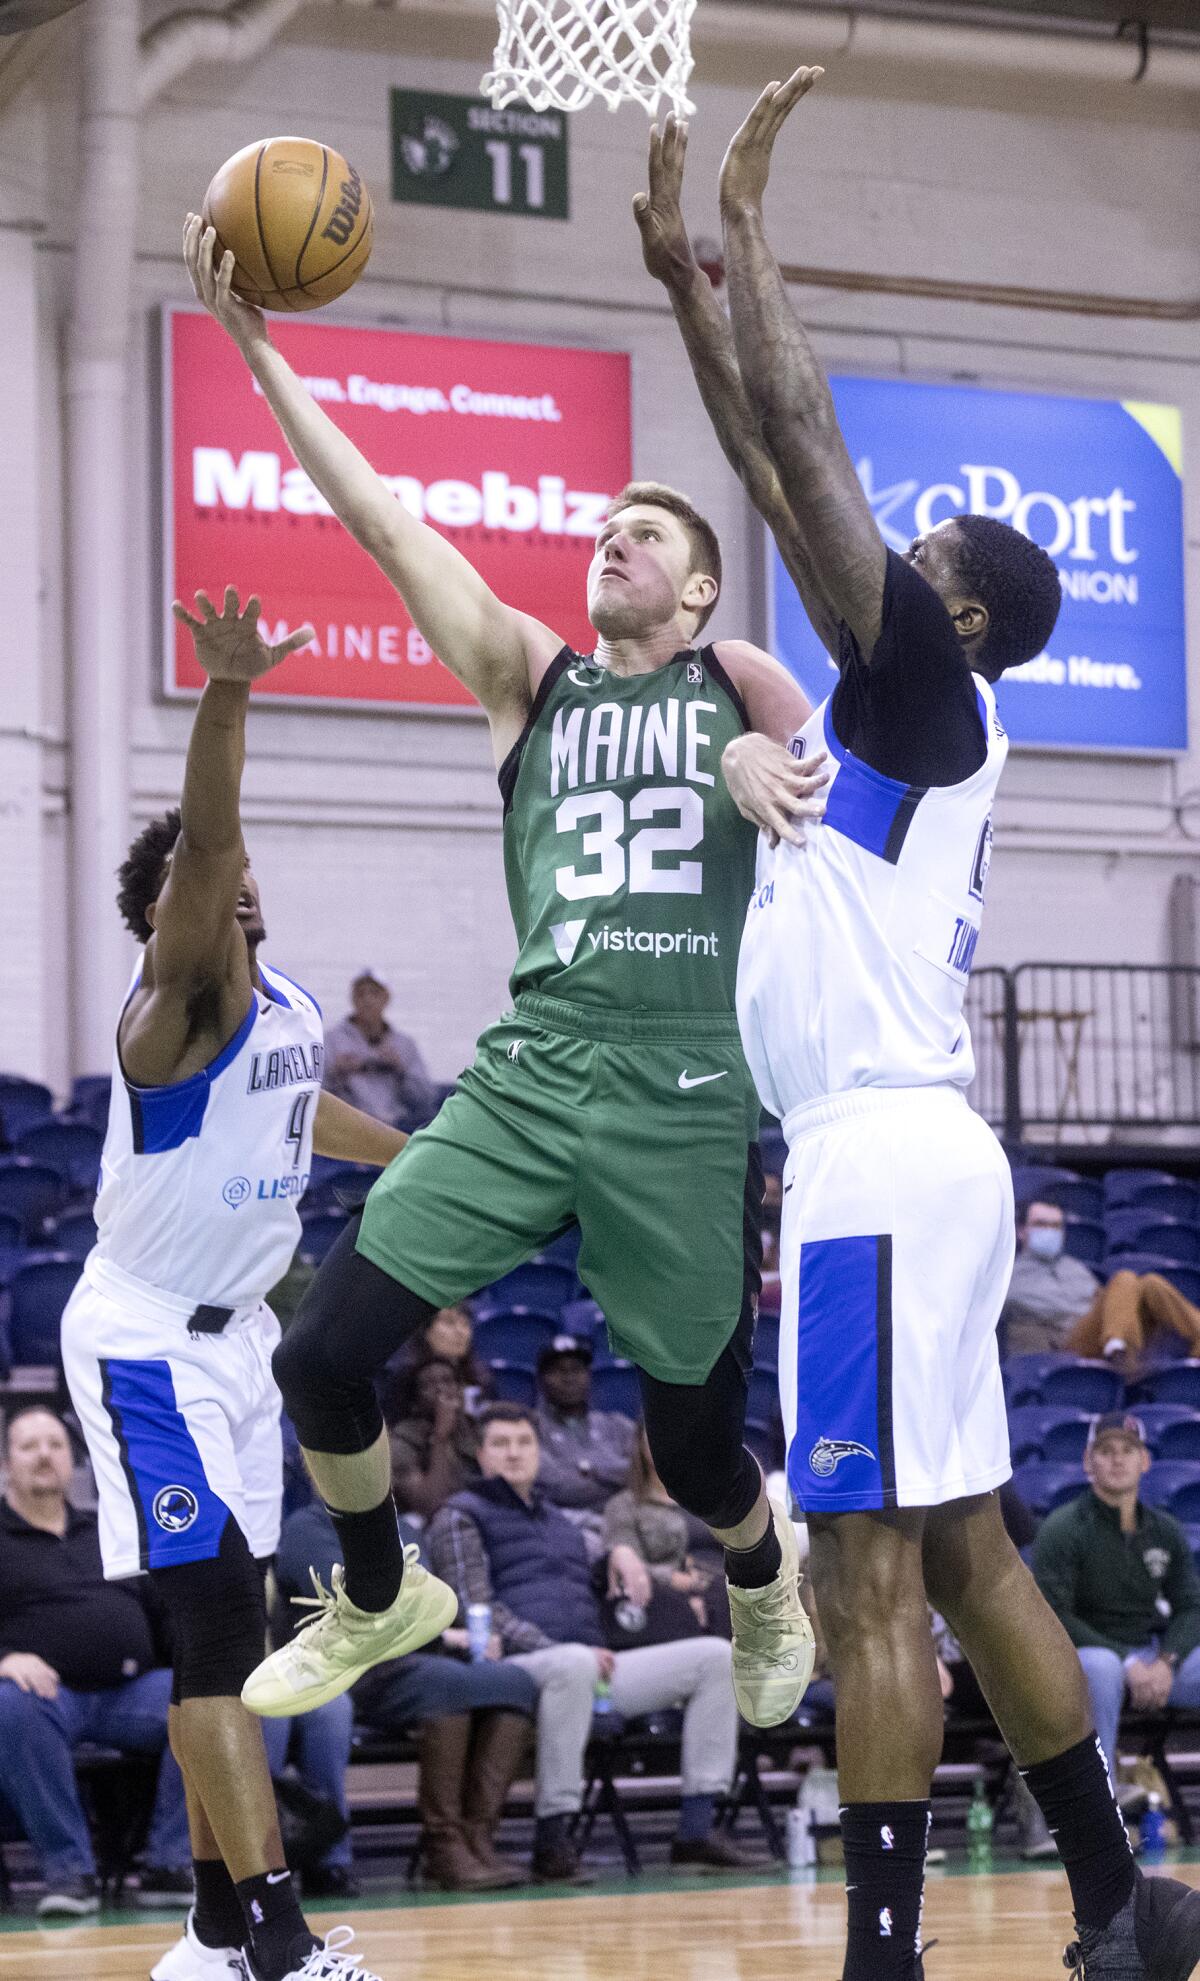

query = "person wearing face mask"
[{"left": 1002, "top": 1202, "right": 1103, "bottom": 1358}]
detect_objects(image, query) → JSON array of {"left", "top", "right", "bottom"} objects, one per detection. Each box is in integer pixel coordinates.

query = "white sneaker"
[
  {"left": 252, "top": 1925, "right": 380, "bottom": 1980},
  {"left": 727, "top": 1496, "right": 816, "bottom": 1727},
  {"left": 241, "top": 1551, "right": 457, "bottom": 1717},
  {"left": 151, "top": 1909, "right": 248, "bottom": 1979}
]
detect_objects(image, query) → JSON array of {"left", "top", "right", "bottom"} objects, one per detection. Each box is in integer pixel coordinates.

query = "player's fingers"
[
  {"left": 193, "top": 589, "right": 217, "bottom": 621},
  {"left": 274, "top": 624, "right": 316, "bottom": 659},
  {"left": 631, "top": 192, "right": 650, "bottom": 227},
  {"left": 171, "top": 600, "right": 205, "bottom": 632},
  {"left": 238, "top": 593, "right": 260, "bottom": 623},
  {"left": 223, "top": 584, "right": 241, "bottom": 617}
]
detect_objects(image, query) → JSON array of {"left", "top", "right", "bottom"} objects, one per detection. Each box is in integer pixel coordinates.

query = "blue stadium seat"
[
  {"left": 480, "top": 1261, "right": 578, "bottom": 1316},
  {"left": 536, "top": 1228, "right": 582, "bottom": 1272},
  {"left": 1039, "top": 1360, "right": 1124, "bottom": 1413},
  {"left": 1103, "top": 1172, "right": 1200, "bottom": 1216},
  {"left": 303, "top": 1159, "right": 376, "bottom": 1212},
  {"left": 473, "top": 1312, "right": 561, "bottom": 1366},
  {"left": 752, "top": 1314, "right": 780, "bottom": 1372},
  {"left": 1007, "top": 1404, "right": 1051, "bottom": 1464},
  {"left": 6, "top": 1252, "right": 81, "bottom": 1364},
  {"left": 1139, "top": 1363, "right": 1200, "bottom": 1409},
  {"left": 560, "top": 1297, "right": 605, "bottom": 1338},
  {"left": 760, "top": 1124, "right": 786, "bottom": 1176},
  {"left": 1157, "top": 1418, "right": 1200, "bottom": 1463},
  {"left": 1105, "top": 1209, "right": 1200, "bottom": 1260},
  {"left": 1185, "top": 1525, "right": 1200, "bottom": 1569},
  {"left": 0, "top": 1209, "right": 22, "bottom": 1259},
  {"left": 1135, "top": 1405, "right": 1196, "bottom": 1454},
  {"left": 1039, "top": 1411, "right": 1094, "bottom": 1464},
  {"left": 1063, "top": 1219, "right": 1106, "bottom": 1270},
  {"left": 1140, "top": 1463, "right": 1200, "bottom": 1512},
  {"left": 1012, "top": 1462, "right": 1087, "bottom": 1517},
  {"left": 48, "top": 1207, "right": 97, "bottom": 1260},
  {"left": 1003, "top": 1352, "right": 1076, "bottom": 1407},
  {"left": 588, "top": 1363, "right": 641, "bottom": 1419},
  {"left": 0, "top": 1078, "right": 54, "bottom": 1146},
  {"left": 1040, "top": 1179, "right": 1105, "bottom": 1222},
  {"left": 487, "top": 1361, "right": 537, "bottom": 1407},
  {"left": 69, "top": 1075, "right": 112, "bottom": 1133},
  {"left": 1101, "top": 1253, "right": 1200, "bottom": 1307},
  {"left": 296, "top": 1211, "right": 348, "bottom": 1263},
  {"left": 15, "top": 1121, "right": 103, "bottom": 1197},
  {"left": 1010, "top": 1164, "right": 1083, "bottom": 1204},
  {"left": 0, "top": 1158, "right": 67, "bottom": 1237}
]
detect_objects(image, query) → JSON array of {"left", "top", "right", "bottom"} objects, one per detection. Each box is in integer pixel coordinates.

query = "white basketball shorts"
[
  {"left": 61, "top": 1253, "right": 283, "bottom": 1579},
  {"left": 777, "top": 1084, "right": 1014, "bottom": 1514}
]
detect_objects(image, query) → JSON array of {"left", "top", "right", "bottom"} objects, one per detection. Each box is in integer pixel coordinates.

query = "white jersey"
[
  {"left": 736, "top": 676, "right": 1008, "bottom": 1127},
  {"left": 93, "top": 959, "right": 324, "bottom": 1309}
]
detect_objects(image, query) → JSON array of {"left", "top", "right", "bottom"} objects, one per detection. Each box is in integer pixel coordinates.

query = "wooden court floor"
[{"left": 5, "top": 1861, "right": 1200, "bottom": 1981}]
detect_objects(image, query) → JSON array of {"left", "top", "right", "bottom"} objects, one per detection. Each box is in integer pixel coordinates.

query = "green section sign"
[{"left": 390, "top": 88, "right": 569, "bottom": 221}]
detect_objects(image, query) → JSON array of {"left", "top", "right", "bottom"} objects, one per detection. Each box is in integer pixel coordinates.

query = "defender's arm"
[{"left": 312, "top": 1090, "right": 407, "bottom": 1168}]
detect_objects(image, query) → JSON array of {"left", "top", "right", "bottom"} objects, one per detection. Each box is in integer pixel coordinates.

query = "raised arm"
[
  {"left": 718, "top": 71, "right": 888, "bottom": 658},
  {"left": 121, "top": 590, "right": 314, "bottom": 1086},
  {"left": 634, "top": 117, "right": 841, "bottom": 659},
  {"left": 183, "top": 218, "right": 561, "bottom": 753}
]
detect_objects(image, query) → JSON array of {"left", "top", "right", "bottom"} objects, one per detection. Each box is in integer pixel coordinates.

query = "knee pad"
[{"left": 152, "top": 1518, "right": 268, "bottom": 1701}]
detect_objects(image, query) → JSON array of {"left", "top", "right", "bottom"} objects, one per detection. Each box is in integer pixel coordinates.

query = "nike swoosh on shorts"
[{"left": 677, "top": 1070, "right": 729, "bottom": 1090}]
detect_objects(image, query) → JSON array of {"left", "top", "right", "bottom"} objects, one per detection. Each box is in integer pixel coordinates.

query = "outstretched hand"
[
  {"left": 719, "top": 66, "right": 823, "bottom": 212},
  {"left": 183, "top": 212, "right": 269, "bottom": 353},
  {"left": 172, "top": 586, "right": 315, "bottom": 685},
  {"left": 633, "top": 114, "right": 698, "bottom": 287},
  {"left": 722, "top": 735, "right": 829, "bottom": 849}
]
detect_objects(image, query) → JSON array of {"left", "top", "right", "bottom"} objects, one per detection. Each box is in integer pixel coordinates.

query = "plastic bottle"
[
  {"left": 786, "top": 1797, "right": 816, "bottom": 1869},
  {"left": 1140, "top": 1793, "right": 1167, "bottom": 1862},
  {"left": 966, "top": 1778, "right": 994, "bottom": 1871},
  {"left": 465, "top": 1602, "right": 492, "bottom": 1663}
]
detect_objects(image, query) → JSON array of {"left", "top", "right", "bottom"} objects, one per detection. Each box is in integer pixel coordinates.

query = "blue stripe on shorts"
[{"left": 787, "top": 1233, "right": 897, "bottom": 1513}]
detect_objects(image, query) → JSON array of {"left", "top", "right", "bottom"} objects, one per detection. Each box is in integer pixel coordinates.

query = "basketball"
[{"left": 200, "top": 136, "right": 373, "bottom": 313}]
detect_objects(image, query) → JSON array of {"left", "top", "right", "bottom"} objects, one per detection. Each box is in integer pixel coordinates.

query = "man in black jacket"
[{"left": 0, "top": 1406, "right": 191, "bottom": 1914}]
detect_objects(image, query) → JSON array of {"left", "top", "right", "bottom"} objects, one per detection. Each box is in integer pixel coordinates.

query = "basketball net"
[{"left": 481, "top": 0, "right": 696, "bottom": 117}]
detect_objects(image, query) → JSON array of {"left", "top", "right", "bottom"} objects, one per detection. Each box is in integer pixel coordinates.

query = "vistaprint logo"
[{"left": 549, "top": 921, "right": 720, "bottom": 967}]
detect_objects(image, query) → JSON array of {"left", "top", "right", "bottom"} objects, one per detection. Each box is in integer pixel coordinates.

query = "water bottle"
[
  {"left": 786, "top": 1797, "right": 816, "bottom": 1870},
  {"left": 593, "top": 1675, "right": 615, "bottom": 1716},
  {"left": 465, "top": 1602, "right": 492, "bottom": 1663},
  {"left": 1140, "top": 1793, "right": 1167, "bottom": 1862},
  {"left": 966, "top": 1778, "right": 993, "bottom": 1871}
]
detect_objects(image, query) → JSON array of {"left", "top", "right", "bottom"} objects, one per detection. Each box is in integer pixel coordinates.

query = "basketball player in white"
[
  {"left": 639, "top": 76, "right": 1200, "bottom": 1981},
  {"left": 61, "top": 588, "right": 452, "bottom": 1981}
]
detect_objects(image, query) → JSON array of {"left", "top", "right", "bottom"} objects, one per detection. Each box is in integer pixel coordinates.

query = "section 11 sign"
[
  {"left": 162, "top": 309, "right": 631, "bottom": 710},
  {"left": 769, "top": 378, "right": 1187, "bottom": 753}
]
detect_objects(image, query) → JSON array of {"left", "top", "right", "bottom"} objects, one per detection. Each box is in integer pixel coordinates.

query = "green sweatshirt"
[{"left": 1034, "top": 1488, "right": 1200, "bottom": 1664}]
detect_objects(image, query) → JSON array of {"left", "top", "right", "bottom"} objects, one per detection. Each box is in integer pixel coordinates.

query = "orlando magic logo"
[
  {"left": 809, "top": 1436, "right": 875, "bottom": 1478},
  {"left": 152, "top": 1485, "right": 199, "bottom": 1534}
]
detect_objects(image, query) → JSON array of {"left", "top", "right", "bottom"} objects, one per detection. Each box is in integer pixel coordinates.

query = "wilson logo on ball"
[{"left": 322, "top": 168, "right": 364, "bottom": 248}]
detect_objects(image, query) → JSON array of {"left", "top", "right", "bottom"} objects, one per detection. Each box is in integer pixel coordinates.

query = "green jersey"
[{"left": 500, "top": 644, "right": 757, "bottom": 1013}]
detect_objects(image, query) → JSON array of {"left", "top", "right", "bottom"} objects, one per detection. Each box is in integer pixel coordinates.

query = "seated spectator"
[
  {"left": 388, "top": 1358, "right": 480, "bottom": 1520},
  {"left": 603, "top": 1425, "right": 731, "bottom": 1639},
  {"left": 428, "top": 1403, "right": 758, "bottom": 1882},
  {"left": 382, "top": 1305, "right": 495, "bottom": 1421},
  {"left": 1034, "top": 1411, "right": 1200, "bottom": 1785},
  {"left": 323, "top": 968, "right": 439, "bottom": 1128},
  {"left": 275, "top": 1503, "right": 535, "bottom": 1892},
  {"left": 0, "top": 1407, "right": 191, "bottom": 1915},
  {"left": 534, "top": 1335, "right": 636, "bottom": 1540},
  {"left": 1005, "top": 1199, "right": 1200, "bottom": 1366}
]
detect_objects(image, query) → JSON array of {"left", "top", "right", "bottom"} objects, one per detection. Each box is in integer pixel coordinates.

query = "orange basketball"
[{"left": 201, "top": 136, "right": 373, "bottom": 313}]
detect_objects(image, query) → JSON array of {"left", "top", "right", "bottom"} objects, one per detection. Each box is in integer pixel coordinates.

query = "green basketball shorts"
[{"left": 356, "top": 991, "right": 763, "bottom": 1385}]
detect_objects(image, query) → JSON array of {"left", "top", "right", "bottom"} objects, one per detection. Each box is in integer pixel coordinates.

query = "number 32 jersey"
[
  {"left": 500, "top": 645, "right": 757, "bottom": 1014},
  {"left": 737, "top": 677, "right": 1008, "bottom": 1121},
  {"left": 93, "top": 960, "right": 324, "bottom": 1309}
]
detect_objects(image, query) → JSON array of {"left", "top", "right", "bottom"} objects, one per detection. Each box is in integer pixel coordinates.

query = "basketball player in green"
[{"left": 184, "top": 220, "right": 825, "bottom": 1812}]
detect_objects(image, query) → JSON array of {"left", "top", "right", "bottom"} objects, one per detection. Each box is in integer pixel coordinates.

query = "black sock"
[
  {"left": 534, "top": 1813, "right": 571, "bottom": 1853},
  {"left": 1021, "top": 1733, "right": 1135, "bottom": 1933},
  {"left": 327, "top": 1494, "right": 405, "bottom": 1613},
  {"left": 840, "top": 1800, "right": 931, "bottom": 1980},
  {"left": 235, "top": 1868, "right": 316, "bottom": 1981},
  {"left": 724, "top": 1518, "right": 782, "bottom": 1590},
  {"left": 192, "top": 1857, "right": 245, "bottom": 1951}
]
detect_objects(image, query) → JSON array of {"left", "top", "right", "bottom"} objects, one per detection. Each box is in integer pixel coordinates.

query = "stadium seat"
[
  {"left": 473, "top": 1311, "right": 561, "bottom": 1366},
  {"left": 760, "top": 1124, "right": 786, "bottom": 1175},
  {"left": 0, "top": 1157, "right": 67, "bottom": 1237},
  {"left": 15, "top": 1120, "right": 103, "bottom": 1197},
  {"left": 1139, "top": 1463, "right": 1200, "bottom": 1512},
  {"left": 1040, "top": 1179, "right": 1105, "bottom": 1222},
  {"left": 1105, "top": 1210, "right": 1200, "bottom": 1261},
  {"left": 1104, "top": 1171, "right": 1200, "bottom": 1215},
  {"left": 0, "top": 1208, "right": 23, "bottom": 1282},
  {"left": 1157, "top": 1417, "right": 1200, "bottom": 1463},
  {"left": 303, "top": 1159, "right": 376, "bottom": 1212},
  {"left": 1003, "top": 1352, "right": 1077, "bottom": 1407},
  {"left": 1100, "top": 1253, "right": 1200, "bottom": 1307},
  {"left": 295, "top": 1210, "right": 348, "bottom": 1263},
  {"left": 1135, "top": 1404, "right": 1197, "bottom": 1454},
  {"left": 1039, "top": 1360, "right": 1124, "bottom": 1413},
  {"left": 1006, "top": 1404, "right": 1051, "bottom": 1464},
  {"left": 1009, "top": 1164, "right": 1083, "bottom": 1203},
  {"left": 560, "top": 1297, "right": 605, "bottom": 1339},
  {"left": 1139, "top": 1363, "right": 1200, "bottom": 1409},
  {"left": 0, "top": 1077, "right": 54, "bottom": 1146},
  {"left": 48, "top": 1207, "right": 96, "bottom": 1260},
  {"left": 535, "top": 1227, "right": 582, "bottom": 1272},
  {"left": 1039, "top": 1410, "right": 1094, "bottom": 1464},
  {"left": 480, "top": 1260, "right": 578, "bottom": 1316},
  {"left": 6, "top": 1251, "right": 81, "bottom": 1364},
  {"left": 487, "top": 1360, "right": 537, "bottom": 1407},
  {"left": 69, "top": 1074, "right": 112, "bottom": 1133},
  {"left": 588, "top": 1362, "right": 641, "bottom": 1418},
  {"left": 1011, "top": 1462, "right": 1087, "bottom": 1517},
  {"left": 1063, "top": 1218, "right": 1106, "bottom": 1269}
]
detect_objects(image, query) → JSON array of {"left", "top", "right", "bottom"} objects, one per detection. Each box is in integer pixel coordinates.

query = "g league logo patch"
[{"left": 153, "top": 1485, "right": 200, "bottom": 1534}]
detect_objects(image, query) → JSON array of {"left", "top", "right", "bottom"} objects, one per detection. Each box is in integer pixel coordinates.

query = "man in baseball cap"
[
  {"left": 323, "top": 969, "right": 438, "bottom": 1128},
  {"left": 534, "top": 1334, "right": 634, "bottom": 1536},
  {"left": 1034, "top": 1409, "right": 1200, "bottom": 1784}
]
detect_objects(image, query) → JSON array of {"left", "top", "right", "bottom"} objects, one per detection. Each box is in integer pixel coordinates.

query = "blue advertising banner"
[{"left": 768, "top": 378, "right": 1188, "bottom": 753}]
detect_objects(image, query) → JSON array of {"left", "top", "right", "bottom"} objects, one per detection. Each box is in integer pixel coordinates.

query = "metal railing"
[{"left": 965, "top": 965, "right": 1200, "bottom": 1145}]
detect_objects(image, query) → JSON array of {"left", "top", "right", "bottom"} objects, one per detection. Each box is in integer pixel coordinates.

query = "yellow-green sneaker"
[
  {"left": 241, "top": 1549, "right": 457, "bottom": 1718},
  {"left": 727, "top": 1497, "right": 815, "bottom": 1727}
]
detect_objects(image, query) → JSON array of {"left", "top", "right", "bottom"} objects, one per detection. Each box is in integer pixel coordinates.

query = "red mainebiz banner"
[{"left": 163, "top": 309, "right": 633, "bottom": 709}]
